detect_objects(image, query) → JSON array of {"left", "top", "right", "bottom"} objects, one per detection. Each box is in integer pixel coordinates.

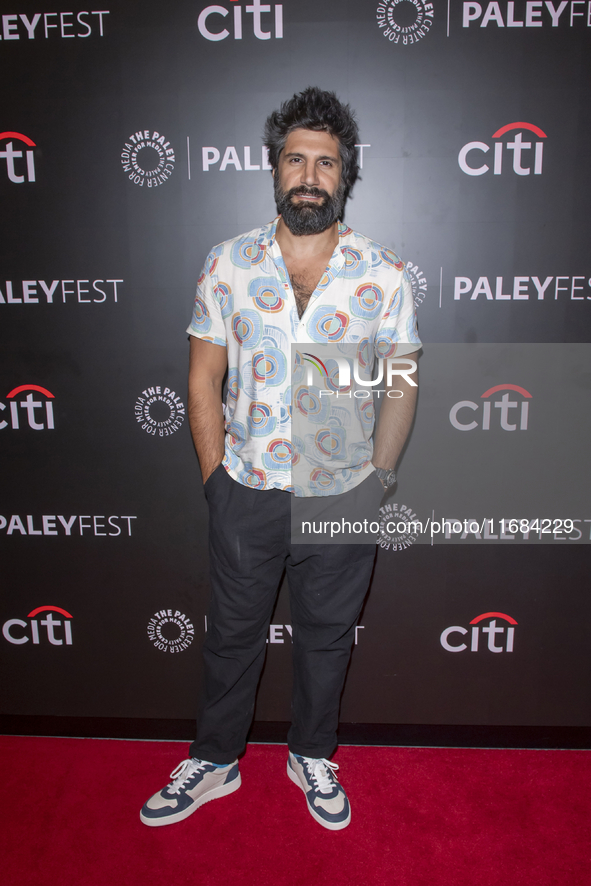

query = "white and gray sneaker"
[
  {"left": 287, "top": 752, "right": 351, "bottom": 830},
  {"left": 140, "top": 757, "right": 241, "bottom": 827}
]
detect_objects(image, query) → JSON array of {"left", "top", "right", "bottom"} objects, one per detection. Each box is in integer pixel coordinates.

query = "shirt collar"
[{"left": 263, "top": 217, "right": 354, "bottom": 257}]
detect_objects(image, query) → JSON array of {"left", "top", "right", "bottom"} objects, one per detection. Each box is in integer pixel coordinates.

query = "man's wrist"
[
  {"left": 201, "top": 458, "right": 224, "bottom": 485},
  {"left": 374, "top": 466, "right": 397, "bottom": 489}
]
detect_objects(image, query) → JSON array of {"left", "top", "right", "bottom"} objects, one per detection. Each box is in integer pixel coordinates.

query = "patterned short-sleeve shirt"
[{"left": 187, "top": 218, "right": 421, "bottom": 496}]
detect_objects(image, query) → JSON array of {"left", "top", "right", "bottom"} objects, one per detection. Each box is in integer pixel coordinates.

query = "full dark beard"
[{"left": 274, "top": 179, "right": 346, "bottom": 236}]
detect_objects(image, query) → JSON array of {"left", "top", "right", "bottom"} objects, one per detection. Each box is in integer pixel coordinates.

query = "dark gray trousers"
[{"left": 189, "top": 465, "right": 378, "bottom": 763}]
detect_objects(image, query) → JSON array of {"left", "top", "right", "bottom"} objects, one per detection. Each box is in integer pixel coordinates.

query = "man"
[{"left": 140, "top": 87, "right": 421, "bottom": 831}]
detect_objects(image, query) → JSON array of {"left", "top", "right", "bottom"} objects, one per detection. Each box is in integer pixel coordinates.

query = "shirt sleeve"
[
  {"left": 374, "top": 265, "right": 422, "bottom": 359},
  {"left": 186, "top": 249, "right": 228, "bottom": 347}
]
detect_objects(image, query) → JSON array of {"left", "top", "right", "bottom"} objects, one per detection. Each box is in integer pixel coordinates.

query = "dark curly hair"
[{"left": 264, "top": 87, "right": 360, "bottom": 200}]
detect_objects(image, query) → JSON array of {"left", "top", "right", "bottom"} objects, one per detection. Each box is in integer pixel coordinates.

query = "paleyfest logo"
[
  {"left": 376, "top": 0, "right": 434, "bottom": 44},
  {"left": 462, "top": 2, "right": 591, "bottom": 29},
  {"left": 135, "top": 386, "right": 185, "bottom": 436},
  {"left": 121, "top": 130, "right": 175, "bottom": 187}
]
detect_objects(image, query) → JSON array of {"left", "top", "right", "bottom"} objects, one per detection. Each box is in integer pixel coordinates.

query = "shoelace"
[
  {"left": 168, "top": 759, "right": 208, "bottom": 794},
  {"left": 302, "top": 757, "right": 340, "bottom": 794}
]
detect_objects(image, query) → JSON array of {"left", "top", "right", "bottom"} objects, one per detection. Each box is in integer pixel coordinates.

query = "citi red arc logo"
[
  {"left": 2, "top": 606, "right": 73, "bottom": 646},
  {"left": 0, "top": 385, "right": 55, "bottom": 430},
  {"left": 450, "top": 384, "right": 532, "bottom": 431},
  {"left": 0, "top": 131, "right": 36, "bottom": 183},
  {"left": 459, "top": 122, "right": 546, "bottom": 176},
  {"left": 440, "top": 612, "right": 518, "bottom": 653}
]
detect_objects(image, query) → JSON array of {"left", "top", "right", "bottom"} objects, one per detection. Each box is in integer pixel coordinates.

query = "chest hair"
[{"left": 291, "top": 273, "right": 318, "bottom": 319}]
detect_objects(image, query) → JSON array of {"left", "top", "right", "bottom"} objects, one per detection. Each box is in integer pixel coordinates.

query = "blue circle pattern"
[
  {"left": 262, "top": 439, "right": 292, "bottom": 471},
  {"left": 251, "top": 348, "right": 287, "bottom": 387},
  {"left": 226, "top": 419, "right": 247, "bottom": 452},
  {"left": 232, "top": 309, "right": 262, "bottom": 349},
  {"left": 191, "top": 296, "right": 212, "bottom": 334},
  {"left": 231, "top": 239, "right": 266, "bottom": 269},
  {"left": 350, "top": 283, "right": 384, "bottom": 320},
  {"left": 309, "top": 469, "right": 344, "bottom": 497},
  {"left": 247, "top": 401, "right": 277, "bottom": 437},
  {"left": 215, "top": 282, "right": 234, "bottom": 318},
  {"left": 248, "top": 277, "right": 285, "bottom": 312},
  {"left": 342, "top": 247, "right": 368, "bottom": 279},
  {"left": 356, "top": 397, "right": 375, "bottom": 430},
  {"left": 315, "top": 426, "right": 347, "bottom": 459},
  {"left": 375, "top": 329, "right": 400, "bottom": 358},
  {"left": 306, "top": 305, "right": 349, "bottom": 343},
  {"left": 294, "top": 386, "right": 331, "bottom": 424}
]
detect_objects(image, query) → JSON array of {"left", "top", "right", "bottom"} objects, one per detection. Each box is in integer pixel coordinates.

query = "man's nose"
[{"left": 300, "top": 160, "right": 319, "bottom": 186}]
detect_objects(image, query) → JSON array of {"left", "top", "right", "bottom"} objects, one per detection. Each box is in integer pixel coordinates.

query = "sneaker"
[
  {"left": 140, "top": 758, "right": 241, "bottom": 827},
  {"left": 287, "top": 752, "right": 351, "bottom": 830}
]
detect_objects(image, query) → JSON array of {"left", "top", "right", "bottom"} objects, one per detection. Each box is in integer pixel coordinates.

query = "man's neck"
[{"left": 275, "top": 217, "right": 340, "bottom": 261}]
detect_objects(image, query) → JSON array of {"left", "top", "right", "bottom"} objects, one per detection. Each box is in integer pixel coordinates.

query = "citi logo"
[
  {"left": 449, "top": 384, "right": 531, "bottom": 431},
  {"left": 458, "top": 122, "right": 546, "bottom": 176},
  {"left": 440, "top": 612, "right": 517, "bottom": 653},
  {"left": 2, "top": 605, "right": 73, "bottom": 646},
  {"left": 0, "top": 385, "right": 55, "bottom": 430},
  {"left": 198, "top": 0, "right": 283, "bottom": 41},
  {"left": 0, "top": 131, "right": 36, "bottom": 183}
]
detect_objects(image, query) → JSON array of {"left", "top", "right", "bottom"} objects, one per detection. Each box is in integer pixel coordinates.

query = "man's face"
[{"left": 273, "top": 128, "right": 345, "bottom": 236}]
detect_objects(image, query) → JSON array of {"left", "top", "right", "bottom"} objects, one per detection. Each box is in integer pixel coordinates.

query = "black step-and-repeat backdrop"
[{"left": 2, "top": 1, "right": 590, "bottom": 731}]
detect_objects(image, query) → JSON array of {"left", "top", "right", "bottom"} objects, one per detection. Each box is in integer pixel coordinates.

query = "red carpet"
[{"left": 1, "top": 736, "right": 590, "bottom": 885}]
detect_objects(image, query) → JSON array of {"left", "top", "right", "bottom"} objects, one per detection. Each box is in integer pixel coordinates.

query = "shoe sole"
[
  {"left": 140, "top": 772, "right": 242, "bottom": 827},
  {"left": 287, "top": 759, "right": 351, "bottom": 831}
]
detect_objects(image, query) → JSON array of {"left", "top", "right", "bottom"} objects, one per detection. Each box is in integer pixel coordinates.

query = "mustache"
[{"left": 287, "top": 186, "right": 330, "bottom": 200}]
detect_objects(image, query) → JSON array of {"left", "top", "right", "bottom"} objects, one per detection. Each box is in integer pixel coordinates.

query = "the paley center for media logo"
[
  {"left": 376, "top": 0, "right": 434, "bottom": 44},
  {"left": 147, "top": 609, "right": 194, "bottom": 653},
  {"left": 135, "top": 386, "right": 186, "bottom": 436},
  {"left": 121, "top": 130, "right": 176, "bottom": 188}
]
